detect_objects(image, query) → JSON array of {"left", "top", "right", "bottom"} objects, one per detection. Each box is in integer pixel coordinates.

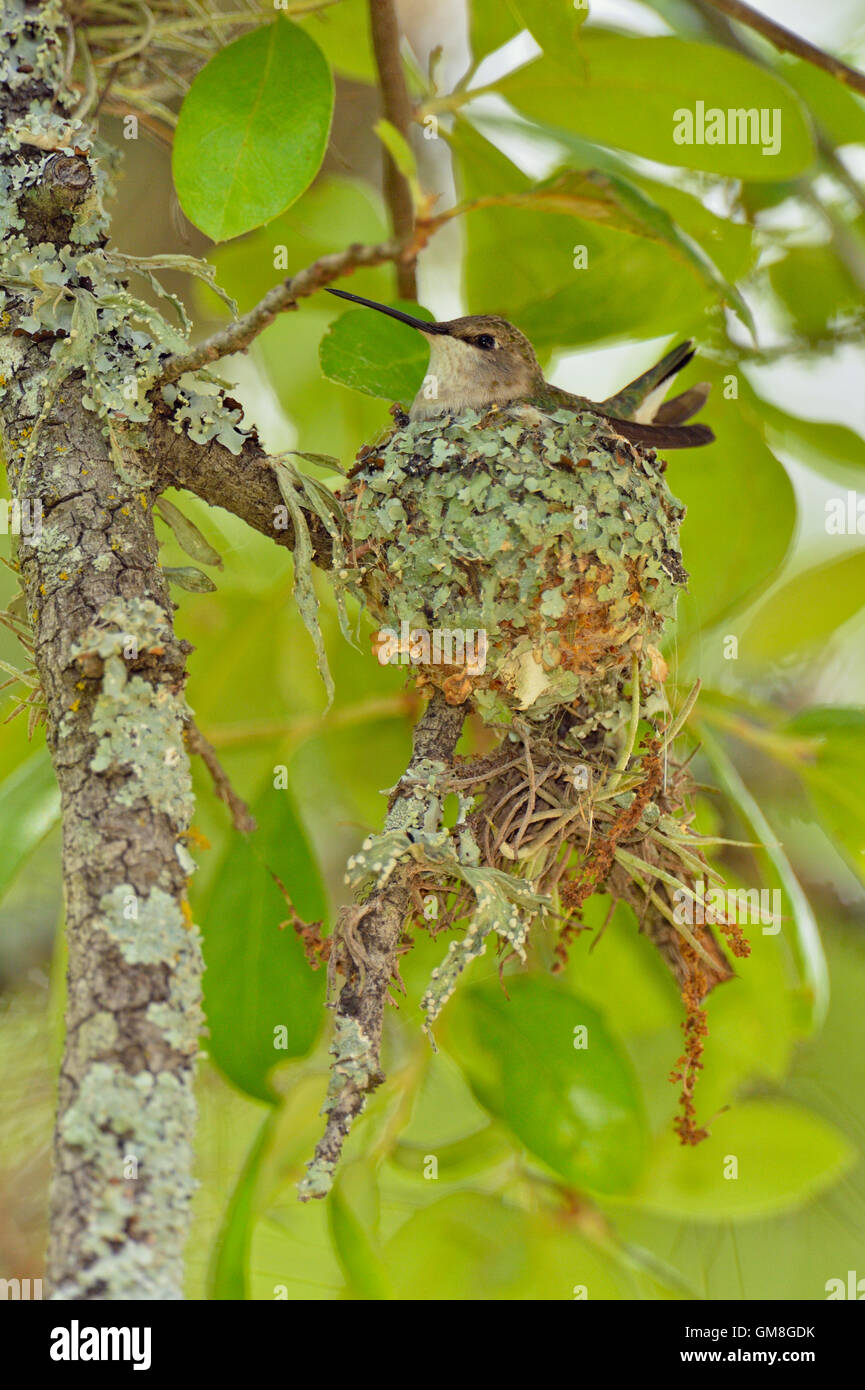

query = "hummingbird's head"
[{"left": 326, "top": 289, "right": 544, "bottom": 419}]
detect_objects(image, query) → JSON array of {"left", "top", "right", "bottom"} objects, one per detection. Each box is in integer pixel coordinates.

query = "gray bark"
[{"left": 2, "top": 1, "right": 201, "bottom": 1299}]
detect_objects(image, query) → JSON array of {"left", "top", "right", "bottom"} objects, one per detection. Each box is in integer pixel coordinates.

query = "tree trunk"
[{"left": 2, "top": 0, "right": 201, "bottom": 1299}]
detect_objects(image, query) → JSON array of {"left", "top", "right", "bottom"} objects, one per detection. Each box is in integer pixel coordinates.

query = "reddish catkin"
[{"left": 670, "top": 943, "right": 711, "bottom": 1144}]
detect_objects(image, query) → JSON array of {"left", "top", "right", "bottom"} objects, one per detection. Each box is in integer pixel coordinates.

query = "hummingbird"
[{"left": 326, "top": 288, "right": 713, "bottom": 449}]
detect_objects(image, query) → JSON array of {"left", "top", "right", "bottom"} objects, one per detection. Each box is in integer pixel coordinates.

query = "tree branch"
[
  {"left": 148, "top": 405, "right": 334, "bottom": 566},
  {"left": 702, "top": 0, "right": 865, "bottom": 96},
  {"left": 156, "top": 237, "right": 405, "bottom": 384},
  {"left": 298, "top": 691, "right": 465, "bottom": 1199},
  {"left": 369, "top": 0, "right": 419, "bottom": 299},
  {"left": 185, "top": 719, "right": 256, "bottom": 834},
  {"left": 689, "top": 1, "right": 865, "bottom": 243}
]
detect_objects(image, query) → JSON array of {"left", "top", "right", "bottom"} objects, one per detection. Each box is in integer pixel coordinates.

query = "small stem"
[
  {"left": 696, "top": 703, "right": 820, "bottom": 767},
  {"left": 204, "top": 693, "right": 418, "bottom": 749},
  {"left": 606, "top": 654, "right": 641, "bottom": 793},
  {"left": 701, "top": 0, "right": 865, "bottom": 97},
  {"left": 156, "top": 237, "right": 406, "bottom": 383},
  {"left": 660, "top": 677, "right": 702, "bottom": 752},
  {"left": 185, "top": 718, "right": 256, "bottom": 832},
  {"left": 298, "top": 691, "right": 465, "bottom": 1199},
  {"left": 368, "top": 0, "right": 418, "bottom": 299}
]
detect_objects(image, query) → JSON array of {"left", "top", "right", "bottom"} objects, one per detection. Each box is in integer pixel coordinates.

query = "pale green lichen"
[
  {"left": 89, "top": 666, "right": 193, "bottom": 823},
  {"left": 0, "top": 1, "right": 71, "bottom": 111},
  {"left": 297, "top": 1015, "right": 373, "bottom": 1200},
  {"left": 345, "top": 785, "right": 547, "bottom": 1037},
  {"left": 54, "top": 1065, "right": 197, "bottom": 1301},
  {"left": 71, "top": 596, "right": 170, "bottom": 664},
  {"left": 99, "top": 882, "right": 188, "bottom": 966},
  {"left": 75, "top": 1010, "right": 119, "bottom": 1060},
  {"left": 336, "top": 407, "right": 686, "bottom": 728},
  {"left": 98, "top": 883, "right": 203, "bottom": 1054},
  {"left": 69, "top": 598, "right": 194, "bottom": 823}
]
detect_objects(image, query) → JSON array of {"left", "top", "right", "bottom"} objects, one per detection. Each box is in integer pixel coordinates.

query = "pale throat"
[{"left": 410, "top": 333, "right": 535, "bottom": 420}]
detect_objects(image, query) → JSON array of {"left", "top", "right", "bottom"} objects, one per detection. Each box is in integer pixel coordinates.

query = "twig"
[
  {"left": 156, "top": 237, "right": 406, "bottom": 383},
  {"left": 689, "top": 0, "right": 865, "bottom": 297},
  {"left": 369, "top": 0, "right": 418, "bottom": 299},
  {"left": 149, "top": 409, "right": 335, "bottom": 565},
  {"left": 185, "top": 718, "right": 256, "bottom": 832},
  {"left": 701, "top": 0, "right": 865, "bottom": 97},
  {"left": 298, "top": 691, "right": 465, "bottom": 1199}
]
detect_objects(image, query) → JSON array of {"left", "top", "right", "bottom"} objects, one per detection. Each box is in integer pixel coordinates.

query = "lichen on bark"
[{"left": 0, "top": 0, "right": 213, "bottom": 1299}]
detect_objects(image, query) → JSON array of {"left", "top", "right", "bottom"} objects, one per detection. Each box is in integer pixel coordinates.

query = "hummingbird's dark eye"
[{"left": 474, "top": 333, "right": 496, "bottom": 350}]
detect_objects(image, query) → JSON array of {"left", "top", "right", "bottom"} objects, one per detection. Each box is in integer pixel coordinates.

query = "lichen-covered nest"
[{"left": 335, "top": 404, "right": 687, "bottom": 725}]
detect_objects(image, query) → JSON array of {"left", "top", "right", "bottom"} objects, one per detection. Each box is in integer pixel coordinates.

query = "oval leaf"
[
  {"left": 173, "top": 18, "right": 334, "bottom": 241},
  {"left": 155, "top": 496, "right": 223, "bottom": 568},
  {"left": 445, "top": 976, "right": 648, "bottom": 1194},
  {"left": 632, "top": 1100, "right": 854, "bottom": 1219},
  {"left": 496, "top": 36, "right": 814, "bottom": 179},
  {"left": 199, "top": 779, "right": 328, "bottom": 1103},
  {"left": 319, "top": 301, "right": 435, "bottom": 402},
  {"left": 0, "top": 751, "right": 60, "bottom": 902},
  {"left": 382, "top": 1192, "right": 641, "bottom": 1299}
]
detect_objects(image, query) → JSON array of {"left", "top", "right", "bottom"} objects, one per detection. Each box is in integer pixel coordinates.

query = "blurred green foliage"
[{"left": 2, "top": 0, "right": 865, "bottom": 1300}]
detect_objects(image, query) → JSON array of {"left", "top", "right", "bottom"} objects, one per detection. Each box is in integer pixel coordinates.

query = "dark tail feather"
[
  {"left": 653, "top": 383, "right": 711, "bottom": 426},
  {"left": 601, "top": 340, "right": 696, "bottom": 416},
  {"left": 600, "top": 414, "right": 715, "bottom": 449}
]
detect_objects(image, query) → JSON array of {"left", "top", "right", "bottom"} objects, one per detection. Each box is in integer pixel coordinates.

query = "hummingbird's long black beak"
[{"left": 325, "top": 287, "right": 448, "bottom": 334}]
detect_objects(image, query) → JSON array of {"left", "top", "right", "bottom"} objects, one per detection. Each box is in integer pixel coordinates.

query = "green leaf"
[
  {"left": 505, "top": 0, "right": 588, "bottom": 59},
  {"left": 777, "top": 55, "right": 865, "bottom": 149},
  {"left": 329, "top": 1160, "right": 393, "bottom": 1299},
  {"left": 0, "top": 751, "right": 60, "bottom": 902},
  {"left": 633, "top": 176, "right": 758, "bottom": 283},
  {"left": 155, "top": 497, "right": 223, "bottom": 568},
  {"left": 698, "top": 723, "right": 829, "bottom": 1032},
  {"left": 199, "top": 779, "right": 328, "bottom": 1103},
  {"left": 471, "top": 114, "right": 759, "bottom": 285},
  {"left": 319, "top": 300, "right": 435, "bottom": 402},
  {"left": 163, "top": 564, "right": 218, "bottom": 593},
  {"left": 209, "top": 1110, "right": 277, "bottom": 1299},
  {"left": 287, "top": 451, "right": 344, "bottom": 474},
  {"left": 374, "top": 119, "right": 422, "bottom": 210},
  {"left": 469, "top": 0, "right": 520, "bottom": 61},
  {"left": 668, "top": 363, "right": 796, "bottom": 650},
  {"left": 381, "top": 1191, "right": 644, "bottom": 1299},
  {"left": 452, "top": 121, "right": 717, "bottom": 351},
  {"left": 494, "top": 35, "right": 815, "bottom": 179},
  {"left": 300, "top": 0, "right": 376, "bottom": 81},
  {"left": 738, "top": 548, "right": 865, "bottom": 665},
  {"left": 761, "top": 397, "right": 865, "bottom": 487},
  {"left": 445, "top": 976, "right": 648, "bottom": 1194},
  {"left": 784, "top": 706, "right": 865, "bottom": 885},
  {"left": 210, "top": 1070, "right": 332, "bottom": 1298},
  {"left": 769, "top": 243, "right": 864, "bottom": 340},
  {"left": 631, "top": 1100, "right": 854, "bottom": 1219},
  {"left": 172, "top": 18, "right": 334, "bottom": 241},
  {"left": 564, "top": 167, "right": 755, "bottom": 332}
]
